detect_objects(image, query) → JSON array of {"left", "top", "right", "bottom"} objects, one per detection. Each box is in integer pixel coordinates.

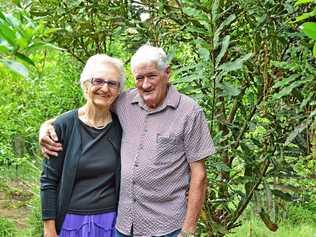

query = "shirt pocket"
[{"left": 156, "top": 133, "right": 183, "bottom": 163}]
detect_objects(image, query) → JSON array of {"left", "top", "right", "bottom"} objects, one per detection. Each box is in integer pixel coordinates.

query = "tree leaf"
[
  {"left": 212, "top": 223, "right": 229, "bottom": 234},
  {"left": 15, "top": 52, "right": 35, "bottom": 66},
  {"left": 309, "top": 109, "right": 316, "bottom": 119},
  {"left": 0, "top": 21, "right": 17, "bottom": 46},
  {"left": 215, "top": 35, "right": 230, "bottom": 67},
  {"left": 295, "top": 0, "right": 315, "bottom": 6},
  {"left": 4, "top": 13, "right": 20, "bottom": 28},
  {"left": 272, "top": 74, "right": 300, "bottom": 89},
  {"left": 272, "top": 184, "right": 301, "bottom": 193},
  {"left": 271, "top": 189, "right": 292, "bottom": 201},
  {"left": 301, "top": 22, "right": 316, "bottom": 40},
  {"left": 186, "top": 25, "right": 208, "bottom": 35},
  {"left": 214, "top": 162, "right": 231, "bottom": 172},
  {"left": 295, "top": 7, "right": 316, "bottom": 22},
  {"left": 285, "top": 121, "right": 312, "bottom": 145},
  {"left": 272, "top": 80, "right": 305, "bottom": 100},
  {"left": 217, "top": 81, "right": 241, "bottom": 97},
  {"left": 259, "top": 209, "right": 278, "bottom": 231},
  {"left": 0, "top": 39, "right": 12, "bottom": 53},
  {"left": 198, "top": 47, "right": 210, "bottom": 61},
  {"left": 218, "top": 53, "right": 252, "bottom": 73},
  {"left": 0, "top": 59, "right": 28, "bottom": 78},
  {"left": 211, "top": 0, "right": 220, "bottom": 22},
  {"left": 271, "top": 60, "right": 299, "bottom": 71},
  {"left": 300, "top": 93, "right": 313, "bottom": 109},
  {"left": 214, "top": 14, "right": 236, "bottom": 49},
  {"left": 26, "top": 42, "right": 64, "bottom": 52},
  {"left": 183, "top": 7, "right": 208, "bottom": 22},
  {"left": 218, "top": 14, "right": 236, "bottom": 30}
]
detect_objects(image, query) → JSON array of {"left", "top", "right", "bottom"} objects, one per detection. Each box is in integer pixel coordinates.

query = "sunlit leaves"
[
  {"left": 295, "top": 0, "right": 315, "bottom": 6},
  {"left": 294, "top": 0, "right": 316, "bottom": 56},
  {"left": 0, "top": 7, "right": 57, "bottom": 77},
  {"left": 301, "top": 22, "right": 316, "bottom": 40},
  {"left": 295, "top": 7, "right": 316, "bottom": 22}
]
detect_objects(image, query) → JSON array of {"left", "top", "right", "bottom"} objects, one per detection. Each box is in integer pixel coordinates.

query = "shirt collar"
[{"left": 131, "top": 85, "right": 181, "bottom": 111}]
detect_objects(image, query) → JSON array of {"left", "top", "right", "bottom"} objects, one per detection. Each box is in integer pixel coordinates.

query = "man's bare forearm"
[{"left": 181, "top": 160, "right": 207, "bottom": 233}]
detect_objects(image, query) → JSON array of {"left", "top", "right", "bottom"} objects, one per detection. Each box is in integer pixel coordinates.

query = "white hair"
[
  {"left": 80, "top": 54, "right": 125, "bottom": 91},
  {"left": 130, "top": 44, "right": 168, "bottom": 73}
]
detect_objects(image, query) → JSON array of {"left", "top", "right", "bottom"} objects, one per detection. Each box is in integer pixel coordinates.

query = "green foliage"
[
  {"left": 294, "top": 0, "right": 316, "bottom": 56},
  {"left": 227, "top": 218, "right": 316, "bottom": 237},
  {"left": 0, "top": 51, "right": 82, "bottom": 166},
  {"left": 26, "top": 195, "right": 43, "bottom": 237},
  {"left": 0, "top": 218, "right": 17, "bottom": 237},
  {"left": 301, "top": 22, "right": 316, "bottom": 40},
  {"left": 29, "top": 0, "right": 131, "bottom": 63},
  {"left": 287, "top": 202, "right": 316, "bottom": 225},
  {"left": 0, "top": 6, "right": 58, "bottom": 77}
]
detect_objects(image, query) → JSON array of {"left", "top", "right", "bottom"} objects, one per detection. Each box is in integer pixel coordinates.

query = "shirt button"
[
  {"left": 133, "top": 198, "right": 136, "bottom": 202},
  {"left": 139, "top": 145, "right": 143, "bottom": 149},
  {"left": 144, "top": 128, "right": 148, "bottom": 132},
  {"left": 134, "top": 163, "right": 138, "bottom": 167},
  {"left": 132, "top": 180, "right": 136, "bottom": 185}
]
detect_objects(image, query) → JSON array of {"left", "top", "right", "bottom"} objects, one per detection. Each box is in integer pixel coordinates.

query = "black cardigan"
[{"left": 40, "top": 109, "right": 122, "bottom": 234}]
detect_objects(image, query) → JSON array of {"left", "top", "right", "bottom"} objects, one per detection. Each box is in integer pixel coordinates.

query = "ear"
[{"left": 165, "top": 66, "right": 171, "bottom": 81}]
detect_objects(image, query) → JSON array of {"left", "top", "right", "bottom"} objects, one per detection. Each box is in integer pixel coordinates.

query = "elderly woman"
[{"left": 40, "top": 54, "right": 124, "bottom": 237}]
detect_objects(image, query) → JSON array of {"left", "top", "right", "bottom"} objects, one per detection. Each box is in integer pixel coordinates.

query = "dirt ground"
[{"left": 0, "top": 179, "right": 33, "bottom": 230}]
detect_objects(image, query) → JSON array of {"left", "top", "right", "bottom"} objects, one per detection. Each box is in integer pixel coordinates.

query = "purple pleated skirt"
[{"left": 59, "top": 212, "right": 116, "bottom": 237}]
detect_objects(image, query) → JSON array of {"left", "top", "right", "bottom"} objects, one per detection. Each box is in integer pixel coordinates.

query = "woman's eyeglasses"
[{"left": 91, "top": 78, "right": 120, "bottom": 89}]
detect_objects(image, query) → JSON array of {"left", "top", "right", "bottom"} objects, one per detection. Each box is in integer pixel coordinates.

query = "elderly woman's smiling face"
[{"left": 83, "top": 63, "right": 120, "bottom": 109}]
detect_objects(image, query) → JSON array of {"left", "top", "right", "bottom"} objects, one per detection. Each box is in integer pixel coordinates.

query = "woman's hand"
[
  {"left": 44, "top": 220, "right": 58, "bottom": 237},
  {"left": 44, "top": 231, "right": 58, "bottom": 237}
]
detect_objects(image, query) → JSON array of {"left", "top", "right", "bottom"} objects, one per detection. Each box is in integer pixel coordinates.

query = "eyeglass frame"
[{"left": 90, "top": 77, "right": 120, "bottom": 89}]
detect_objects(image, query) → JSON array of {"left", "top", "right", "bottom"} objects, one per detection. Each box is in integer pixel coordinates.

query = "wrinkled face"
[
  {"left": 133, "top": 62, "right": 169, "bottom": 109},
  {"left": 83, "top": 63, "right": 120, "bottom": 109}
]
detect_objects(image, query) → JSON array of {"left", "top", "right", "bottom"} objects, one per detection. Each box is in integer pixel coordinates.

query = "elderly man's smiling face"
[{"left": 133, "top": 62, "right": 170, "bottom": 109}]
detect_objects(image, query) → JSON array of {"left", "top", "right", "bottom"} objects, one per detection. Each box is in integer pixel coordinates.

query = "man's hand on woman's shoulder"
[{"left": 39, "top": 118, "right": 62, "bottom": 158}]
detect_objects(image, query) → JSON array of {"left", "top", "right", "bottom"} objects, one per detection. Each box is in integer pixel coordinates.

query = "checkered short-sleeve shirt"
[{"left": 114, "top": 86, "right": 215, "bottom": 236}]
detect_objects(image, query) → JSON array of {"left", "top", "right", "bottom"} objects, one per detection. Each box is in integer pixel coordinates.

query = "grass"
[
  {"left": 0, "top": 217, "right": 17, "bottom": 237},
  {"left": 227, "top": 218, "right": 316, "bottom": 237},
  {"left": 0, "top": 160, "right": 42, "bottom": 237}
]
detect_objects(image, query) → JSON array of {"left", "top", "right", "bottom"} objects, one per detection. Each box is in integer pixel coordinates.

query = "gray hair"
[
  {"left": 130, "top": 44, "right": 168, "bottom": 73},
  {"left": 80, "top": 54, "right": 125, "bottom": 91}
]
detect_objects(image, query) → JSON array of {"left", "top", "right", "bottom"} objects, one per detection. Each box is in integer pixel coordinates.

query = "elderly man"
[{"left": 40, "top": 45, "right": 215, "bottom": 237}]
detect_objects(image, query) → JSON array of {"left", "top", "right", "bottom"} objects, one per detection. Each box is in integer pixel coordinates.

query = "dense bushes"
[{"left": 0, "top": 53, "right": 82, "bottom": 166}]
